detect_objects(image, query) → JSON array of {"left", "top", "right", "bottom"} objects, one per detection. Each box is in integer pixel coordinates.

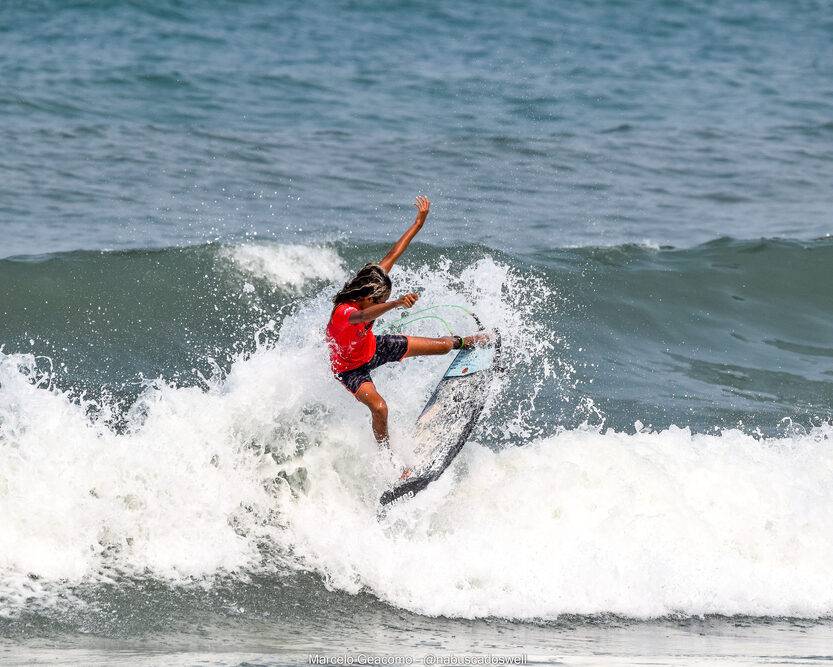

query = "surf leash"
[{"left": 377, "top": 304, "right": 484, "bottom": 335}]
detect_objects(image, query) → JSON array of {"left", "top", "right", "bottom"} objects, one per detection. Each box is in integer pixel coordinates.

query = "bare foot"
[{"left": 399, "top": 468, "right": 412, "bottom": 481}]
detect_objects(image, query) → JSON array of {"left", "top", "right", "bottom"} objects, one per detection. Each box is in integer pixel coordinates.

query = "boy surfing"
[{"left": 326, "top": 196, "right": 486, "bottom": 452}]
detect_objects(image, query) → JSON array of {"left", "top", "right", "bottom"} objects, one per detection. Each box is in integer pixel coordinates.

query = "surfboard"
[{"left": 379, "top": 328, "right": 502, "bottom": 506}]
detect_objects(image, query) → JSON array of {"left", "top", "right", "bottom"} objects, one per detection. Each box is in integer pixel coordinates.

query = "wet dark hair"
[{"left": 332, "top": 263, "right": 392, "bottom": 310}]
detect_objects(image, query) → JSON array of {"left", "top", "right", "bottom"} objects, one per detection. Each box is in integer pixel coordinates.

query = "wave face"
[{"left": 1, "top": 238, "right": 833, "bottom": 623}]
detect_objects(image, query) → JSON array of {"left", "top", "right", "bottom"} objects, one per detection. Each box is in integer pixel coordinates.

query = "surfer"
[{"left": 326, "top": 196, "right": 484, "bottom": 450}]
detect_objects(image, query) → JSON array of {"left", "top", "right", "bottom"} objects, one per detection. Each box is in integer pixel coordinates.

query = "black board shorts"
[{"left": 334, "top": 334, "right": 410, "bottom": 394}]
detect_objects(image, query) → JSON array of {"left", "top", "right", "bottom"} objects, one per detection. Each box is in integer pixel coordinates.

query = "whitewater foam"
[
  {"left": 281, "top": 424, "right": 833, "bottom": 619},
  {"left": 220, "top": 242, "right": 347, "bottom": 292}
]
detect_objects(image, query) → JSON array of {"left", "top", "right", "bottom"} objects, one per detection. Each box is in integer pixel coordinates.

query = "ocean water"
[{"left": 2, "top": 0, "right": 833, "bottom": 665}]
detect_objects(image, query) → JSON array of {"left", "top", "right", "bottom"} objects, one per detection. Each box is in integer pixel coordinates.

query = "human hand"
[
  {"left": 413, "top": 196, "right": 430, "bottom": 222},
  {"left": 398, "top": 293, "right": 419, "bottom": 308}
]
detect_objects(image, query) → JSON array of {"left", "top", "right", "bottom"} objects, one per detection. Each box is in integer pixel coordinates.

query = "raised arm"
[{"left": 378, "top": 196, "right": 430, "bottom": 273}]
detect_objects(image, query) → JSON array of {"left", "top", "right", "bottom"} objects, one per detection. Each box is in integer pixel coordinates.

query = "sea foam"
[{"left": 221, "top": 243, "right": 347, "bottom": 292}]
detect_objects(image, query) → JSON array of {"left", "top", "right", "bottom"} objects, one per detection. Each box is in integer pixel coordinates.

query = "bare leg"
[
  {"left": 354, "top": 382, "right": 389, "bottom": 446},
  {"left": 403, "top": 336, "right": 455, "bottom": 358},
  {"left": 354, "top": 382, "right": 410, "bottom": 480},
  {"left": 403, "top": 333, "right": 491, "bottom": 358}
]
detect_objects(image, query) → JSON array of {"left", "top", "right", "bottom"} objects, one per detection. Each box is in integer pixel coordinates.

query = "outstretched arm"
[
  {"left": 378, "top": 196, "right": 429, "bottom": 273},
  {"left": 348, "top": 294, "right": 419, "bottom": 324}
]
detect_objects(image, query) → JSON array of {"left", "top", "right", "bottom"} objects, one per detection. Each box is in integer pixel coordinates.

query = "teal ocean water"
[{"left": 2, "top": 1, "right": 833, "bottom": 664}]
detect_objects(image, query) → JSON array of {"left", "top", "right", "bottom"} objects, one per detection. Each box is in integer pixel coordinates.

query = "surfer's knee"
[
  {"left": 356, "top": 385, "right": 388, "bottom": 418},
  {"left": 368, "top": 396, "right": 388, "bottom": 419}
]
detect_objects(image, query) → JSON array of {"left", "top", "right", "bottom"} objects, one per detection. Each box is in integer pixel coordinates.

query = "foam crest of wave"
[
  {"left": 281, "top": 424, "right": 833, "bottom": 619},
  {"left": 0, "top": 352, "right": 273, "bottom": 586},
  {"left": 221, "top": 242, "right": 347, "bottom": 292}
]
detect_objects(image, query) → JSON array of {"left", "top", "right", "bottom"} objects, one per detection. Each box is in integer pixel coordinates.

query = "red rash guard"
[{"left": 326, "top": 303, "right": 376, "bottom": 373}]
